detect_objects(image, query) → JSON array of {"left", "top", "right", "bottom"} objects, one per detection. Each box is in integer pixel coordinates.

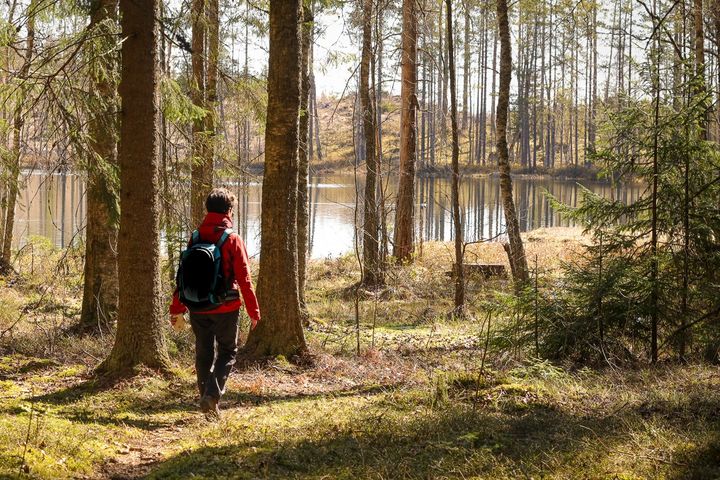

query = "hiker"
[{"left": 170, "top": 187, "right": 261, "bottom": 418}]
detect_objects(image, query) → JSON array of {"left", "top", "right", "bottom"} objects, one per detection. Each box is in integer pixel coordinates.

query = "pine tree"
[
  {"left": 97, "top": 0, "right": 170, "bottom": 376},
  {"left": 243, "top": 0, "right": 308, "bottom": 359}
]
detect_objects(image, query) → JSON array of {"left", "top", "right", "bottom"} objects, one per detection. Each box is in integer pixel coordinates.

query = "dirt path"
[{"left": 99, "top": 416, "right": 200, "bottom": 479}]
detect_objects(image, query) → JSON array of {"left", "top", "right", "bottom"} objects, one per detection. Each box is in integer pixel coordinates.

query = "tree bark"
[
  {"left": 446, "top": 0, "right": 464, "bottom": 313},
  {"left": 97, "top": 0, "right": 170, "bottom": 376},
  {"left": 393, "top": 0, "right": 418, "bottom": 263},
  {"left": 1, "top": 0, "right": 36, "bottom": 270},
  {"left": 462, "top": 0, "right": 470, "bottom": 130},
  {"left": 360, "top": 0, "right": 383, "bottom": 287},
  {"left": 716, "top": 0, "right": 720, "bottom": 141},
  {"left": 79, "top": 0, "right": 120, "bottom": 333},
  {"left": 693, "top": 0, "right": 707, "bottom": 138},
  {"left": 189, "top": 0, "right": 212, "bottom": 226},
  {"left": 298, "top": 4, "right": 312, "bottom": 314},
  {"left": 650, "top": 12, "right": 661, "bottom": 363},
  {"left": 496, "top": 0, "right": 529, "bottom": 285},
  {"left": 243, "top": 0, "right": 307, "bottom": 359}
]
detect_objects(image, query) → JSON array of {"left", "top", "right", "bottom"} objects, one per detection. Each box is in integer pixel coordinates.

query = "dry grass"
[{"left": 3, "top": 228, "right": 719, "bottom": 479}]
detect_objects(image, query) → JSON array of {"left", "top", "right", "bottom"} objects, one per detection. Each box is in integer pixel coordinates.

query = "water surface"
[{"left": 14, "top": 172, "right": 642, "bottom": 258}]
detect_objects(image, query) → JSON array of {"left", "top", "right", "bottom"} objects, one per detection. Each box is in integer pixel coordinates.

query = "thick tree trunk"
[
  {"left": 1, "top": 0, "right": 36, "bottom": 270},
  {"left": 446, "top": 0, "right": 464, "bottom": 313},
  {"left": 97, "top": 0, "right": 170, "bottom": 376},
  {"left": 79, "top": 0, "right": 120, "bottom": 333},
  {"left": 496, "top": 0, "right": 529, "bottom": 285},
  {"left": 189, "top": 0, "right": 212, "bottom": 226},
  {"left": 393, "top": 0, "right": 418, "bottom": 263},
  {"left": 244, "top": 0, "right": 307, "bottom": 359},
  {"left": 298, "top": 5, "right": 312, "bottom": 314},
  {"left": 360, "top": 0, "right": 383, "bottom": 287}
]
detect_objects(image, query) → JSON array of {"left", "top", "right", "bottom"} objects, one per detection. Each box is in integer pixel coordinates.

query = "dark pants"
[{"left": 189, "top": 310, "right": 239, "bottom": 400}]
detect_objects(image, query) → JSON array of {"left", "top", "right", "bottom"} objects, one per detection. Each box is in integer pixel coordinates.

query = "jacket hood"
[{"left": 200, "top": 212, "right": 234, "bottom": 230}]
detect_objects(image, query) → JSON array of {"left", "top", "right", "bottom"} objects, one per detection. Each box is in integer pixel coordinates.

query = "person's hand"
[{"left": 170, "top": 314, "right": 185, "bottom": 330}]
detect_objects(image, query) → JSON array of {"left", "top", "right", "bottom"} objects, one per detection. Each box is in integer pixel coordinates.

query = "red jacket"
[{"left": 170, "top": 212, "right": 261, "bottom": 321}]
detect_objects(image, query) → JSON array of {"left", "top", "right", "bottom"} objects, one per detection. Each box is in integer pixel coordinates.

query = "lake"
[{"left": 14, "top": 172, "right": 642, "bottom": 258}]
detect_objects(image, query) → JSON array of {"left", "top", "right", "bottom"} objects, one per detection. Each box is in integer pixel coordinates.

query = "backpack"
[{"left": 176, "top": 228, "right": 238, "bottom": 311}]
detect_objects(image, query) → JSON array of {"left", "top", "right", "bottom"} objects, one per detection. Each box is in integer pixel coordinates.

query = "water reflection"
[
  {"left": 15, "top": 172, "right": 641, "bottom": 258},
  {"left": 14, "top": 172, "right": 85, "bottom": 249}
]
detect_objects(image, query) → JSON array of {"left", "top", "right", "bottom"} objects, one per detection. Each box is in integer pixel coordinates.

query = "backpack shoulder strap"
[
  {"left": 191, "top": 230, "right": 200, "bottom": 245},
  {"left": 216, "top": 228, "right": 233, "bottom": 248}
]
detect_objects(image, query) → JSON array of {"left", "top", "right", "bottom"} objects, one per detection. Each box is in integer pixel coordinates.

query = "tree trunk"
[
  {"left": 189, "top": 0, "right": 211, "bottom": 226},
  {"left": 393, "top": 0, "right": 418, "bottom": 263},
  {"left": 496, "top": 0, "right": 529, "bottom": 285},
  {"left": 79, "top": 0, "right": 120, "bottom": 333},
  {"left": 446, "top": 0, "right": 464, "bottom": 313},
  {"left": 309, "top": 39, "right": 323, "bottom": 162},
  {"left": 462, "top": 0, "right": 470, "bottom": 130},
  {"left": 693, "top": 0, "right": 707, "bottom": 138},
  {"left": 298, "top": 5, "right": 312, "bottom": 315},
  {"left": 588, "top": 4, "right": 597, "bottom": 153},
  {"left": 206, "top": 0, "right": 219, "bottom": 172},
  {"left": 716, "top": 0, "right": 720, "bottom": 141},
  {"left": 360, "top": 0, "right": 383, "bottom": 287},
  {"left": 650, "top": 13, "right": 661, "bottom": 363},
  {"left": 2, "top": 0, "right": 36, "bottom": 270},
  {"left": 0, "top": 4, "right": 18, "bottom": 254},
  {"left": 243, "top": 0, "right": 307, "bottom": 359},
  {"left": 97, "top": 0, "right": 170, "bottom": 376}
]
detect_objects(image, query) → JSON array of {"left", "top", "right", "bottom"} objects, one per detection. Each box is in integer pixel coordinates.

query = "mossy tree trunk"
[
  {"left": 79, "top": 0, "right": 119, "bottom": 334},
  {"left": 496, "top": 0, "right": 529, "bottom": 286},
  {"left": 243, "top": 0, "right": 307, "bottom": 359},
  {"left": 393, "top": 0, "right": 418, "bottom": 263},
  {"left": 97, "top": 0, "right": 170, "bottom": 377}
]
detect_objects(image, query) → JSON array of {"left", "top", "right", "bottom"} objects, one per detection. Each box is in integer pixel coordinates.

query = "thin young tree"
[
  {"left": 243, "top": 0, "right": 308, "bottom": 358},
  {"left": 496, "top": 0, "right": 529, "bottom": 284},
  {"left": 1, "top": 0, "right": 36, "bottom": 270},
  {"left": 393, "top": 0, "right": 418, "bottom": 263},
  {"left": 462, "top": 0, "right": 471, "bottom": 130},
  {"left": 79, "top": 0, "right": 120, "bottom": 333},
  {"left": 97, "top": 0, "right": 170, "bottom": 376},
  {"left": 360, "top": 0, "right": 383, "bottom": 287},
  {"left": 693, "top": 0, "right": 707, "bottom": 138},
  {"left": 446, "top": 0, "right": 464, "bottom": 313}
]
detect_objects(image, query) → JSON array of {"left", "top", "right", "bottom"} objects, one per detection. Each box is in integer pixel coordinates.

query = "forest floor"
[{"left": 1, "top": 228, "right": 719, "bottom": 479}]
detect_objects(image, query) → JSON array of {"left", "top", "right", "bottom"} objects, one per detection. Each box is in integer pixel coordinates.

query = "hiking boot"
[{"left": 199, "top": 395, "right": 220, "bottom": 420}]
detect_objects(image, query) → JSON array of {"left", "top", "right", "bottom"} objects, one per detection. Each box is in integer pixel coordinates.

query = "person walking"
[{"left": 170, "top": 188, "right": 261, "bottom": 418}]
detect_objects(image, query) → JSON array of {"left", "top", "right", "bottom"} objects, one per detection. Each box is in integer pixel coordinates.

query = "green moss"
[{"left": 1, "top": 242, "right": 719, "bottom": 479}]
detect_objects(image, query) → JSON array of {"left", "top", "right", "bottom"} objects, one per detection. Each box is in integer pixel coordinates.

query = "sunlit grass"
[{"left": 1, "top": 228, "right": 718, "bottom": 478}]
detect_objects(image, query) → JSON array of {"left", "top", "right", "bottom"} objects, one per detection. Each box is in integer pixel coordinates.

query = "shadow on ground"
[{"left": 136, "top": 378, "right": 720, "bottom": 480}]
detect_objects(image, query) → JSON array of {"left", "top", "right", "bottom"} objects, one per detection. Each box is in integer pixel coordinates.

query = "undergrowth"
[{"left": 0, "top": 230, "right": 718, "bottom": 479}]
